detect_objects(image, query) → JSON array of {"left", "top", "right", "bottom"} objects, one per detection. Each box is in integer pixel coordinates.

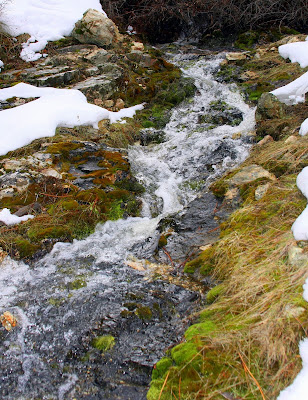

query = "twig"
[
  {"left": 162, "top": 247, "right": 175, "bottom": 267},
  {"left": 158, "top": 370, "right": 170, "bottom": 400},
  {"left": 238, "top": 352, "right": 266, "bottom": 400},
  {"left": 38, "top": 192, "right": 72, "bottom": 198}
]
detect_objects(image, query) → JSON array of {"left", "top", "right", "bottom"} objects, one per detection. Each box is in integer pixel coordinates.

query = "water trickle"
[{"left": 0, "top": 48, "right": 255, "bottom": 399}]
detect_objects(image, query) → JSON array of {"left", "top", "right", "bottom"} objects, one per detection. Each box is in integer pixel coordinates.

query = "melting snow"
[
  {"left": 279, "top": 37, "right": 308, "bottom": 68},
  {"left": 0, "top": 208, "right": 34, "bottom": 225},
  {"left": 0, "top": 0, "right": 105, "bottom": 61},
  {"left": 0, "top": 83, "right": 143, "bottom": 156}
]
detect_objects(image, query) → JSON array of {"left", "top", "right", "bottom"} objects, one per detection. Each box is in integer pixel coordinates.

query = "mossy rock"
[{"left": 92, "top": 335, "right": 115, "bottom": 352}]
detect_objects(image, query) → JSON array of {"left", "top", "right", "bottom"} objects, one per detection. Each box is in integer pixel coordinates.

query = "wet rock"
[
  {"left": 140, "top": 129, "right": 166, "bottom": 146},
  {"left": 72, "top": 9, "right": 122, "bottom": 48},
  {"left": 256, "top": 93, "right": 286, "bottom": 121},
  {"left": 0, "top": 311, "right": 17, "bottom": 331}
]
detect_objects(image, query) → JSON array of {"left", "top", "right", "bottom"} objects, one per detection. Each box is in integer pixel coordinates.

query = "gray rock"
[
  {"left": 28, "top": 70, "right": 80, "bottom": 87},
  {"left": 229, "top": 164, "right": 276, "bottom": 186},
  {"left": 72, "top": 9, "right": 122, "bottom": 48},
  {"left": 73, "top": 76, "right": 116, "bottom": 100}
]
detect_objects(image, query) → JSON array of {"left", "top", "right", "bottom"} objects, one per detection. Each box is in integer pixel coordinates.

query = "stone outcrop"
[{"left": 72, "top": 9, "right": 122, "bottom": 48}]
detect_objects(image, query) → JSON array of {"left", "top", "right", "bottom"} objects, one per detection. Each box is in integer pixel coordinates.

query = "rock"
[
  {"left": 255, "top": 183, "right": 270, "bottom": 200},
  {"left": 0, "top": 188, "right": 15, "bottom": 199},
  {"left": 73, "top": 76, "right": 116, "bottom": 101},
  {"left": 41, "top": 168, "right": 62, "bottom": 179},
  {"left": 288, "top": 244, "right": 308, "bottom": 267},
  {"left": 72, "top": 9, "right": 122, "bottom": 49},
  {"left": 284, "top": 305, "right": 306, "bottom": 319},
  {"left": 256, "top": 93, "right": 286, "bottom": 121},
  {"left": 257, "top": 135, "right": 274, "bottom": 146},
  {"left": 229, "top": 164, "right": 276, "bottom": 186},
  {"left": 140, "top": 129, "right": 166, "bottom": 146},
  {"left": 14, "top": 202, "right": 42, "bottom": 217},
  {"left": 104, "top": 99, "right": 114, "bottom": 108},
  {"left": 131, "top": 42, "right": 144, "bottom": 51},
  {"left": 226, "top": 52, "right": 250, "bottom": 63},
  {"left": 239, "top": 71, "right": 259, "bottom": 81},
  {"left": 0, "top": 172, "right": 31, "bottom": 192},
  {"left": 285, "top": 135, "right": 297, "bottom": 144},
  {"left": 0, "top": 311, "right": 17, "bottom": 331},
  {"left": 115, "top": 98, "right": 125, "bottom": 110}
]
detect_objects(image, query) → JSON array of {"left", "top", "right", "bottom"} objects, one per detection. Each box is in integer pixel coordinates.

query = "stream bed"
[{"left": 0, "top": 45, "right": 255, "bottom": 400}]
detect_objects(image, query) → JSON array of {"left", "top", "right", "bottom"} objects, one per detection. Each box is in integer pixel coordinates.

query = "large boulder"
[{"left": 72, "top": 9, "right": 122, "bottom": 48}]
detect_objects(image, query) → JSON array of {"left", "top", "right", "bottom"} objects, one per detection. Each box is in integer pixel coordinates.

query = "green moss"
[
  {"left": 235, "top": 30, "right": 260, "bottom": 50},
  {"left": 27, "top": 225, "right": 72, "bottom": 241},
  {"left": 107, "top": 200, "right": 124, "bottom": 220},
  {"left": 209, "top": 179, "right": 229, "bottom": 198},
  {"left": 185, "top": 321, "right": 217, "bottom": 341},
  {"left": 67, "top": 277, "right": 87, "bottom": 290},
  {"left": 152, "top": 357, "right": 173, "bottom": 380},
  {"left": 135, "top": 305, "right": 153, "bottom": 320},
  {"left": 92, "top": 335, "right": 115, "bottom": 352},
  {"left": 184, "top": 246, "right": 215, "bottom": 275},
  {"left": 158, "top": 234, "right": 167, "bottom": 248},
  {"left": 15, "top": 237, "right": 39, "bottom": 258},
  {"left": 47, "top": 142, "right": 82, "bottom": 159},
  {"left": 206, "top": 284, "right": 224, "bottom": 304},
  {"left": 171, "top": 342, "right": 201, "bottom": 367}
]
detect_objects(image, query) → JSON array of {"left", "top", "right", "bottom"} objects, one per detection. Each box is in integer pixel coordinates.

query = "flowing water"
[{"left": 0, "top": 47, "right": 255, "bottom": 399}]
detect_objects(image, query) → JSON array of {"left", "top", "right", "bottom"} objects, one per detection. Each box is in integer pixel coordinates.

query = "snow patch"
[
  {"left": 279, "top": 37, "right": 308, "bottom": 68},
  {"left": 0, "top": 208, "right": 34, "bottom": 225},
  {"left": 271, "top": 71, "right": 308, "bottom": 105},
  {"left": 0, "top": 83, "right": 143, "bottom": 156},
  {"left": 0, "top": 0, "right": 106, "bottom": 61}
]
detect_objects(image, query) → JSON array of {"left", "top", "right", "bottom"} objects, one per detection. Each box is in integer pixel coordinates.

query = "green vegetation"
[{"left": 92, "top": 335, "right": 116, "bottom": 352}]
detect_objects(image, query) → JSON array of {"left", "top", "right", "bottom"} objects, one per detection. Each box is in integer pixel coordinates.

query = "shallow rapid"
[{"left": 0, "top": 47, "right": 255, "bottom": 399}]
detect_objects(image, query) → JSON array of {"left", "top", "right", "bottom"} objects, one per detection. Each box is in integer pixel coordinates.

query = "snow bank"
[
  {"left": 0, "top": 60, "right": 3, "bottom": 71},
  {"left": 0, "top": 83, "right": 144, "bottom": 156},
  {"left": 0, "top": 208, "right": 34, "bottom": 225},
  {"left": 277, "top": 339, "right": 308, "bottom": 400},
  {"left": 299, "top": 118, "right": 308, "bottom": 136},
  {"left": 291, "top": 167, "right": 308, "bottom": 240},
  {"left": 279, "top": 37, "right": 308, "bottom": 68},
  {"left": 271, "top": 71, "right": 308, "bottom": 105},
  {"left": 0, "top": 0, "right": 105, "bottom": 61},
  {"left": 277, "top": 278, "right": 308, "bottom": 399}
]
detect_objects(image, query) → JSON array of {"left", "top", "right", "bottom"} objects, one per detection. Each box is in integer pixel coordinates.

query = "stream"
[{"left": 0, "top": 45, "right": 255, "bottom": 399}]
